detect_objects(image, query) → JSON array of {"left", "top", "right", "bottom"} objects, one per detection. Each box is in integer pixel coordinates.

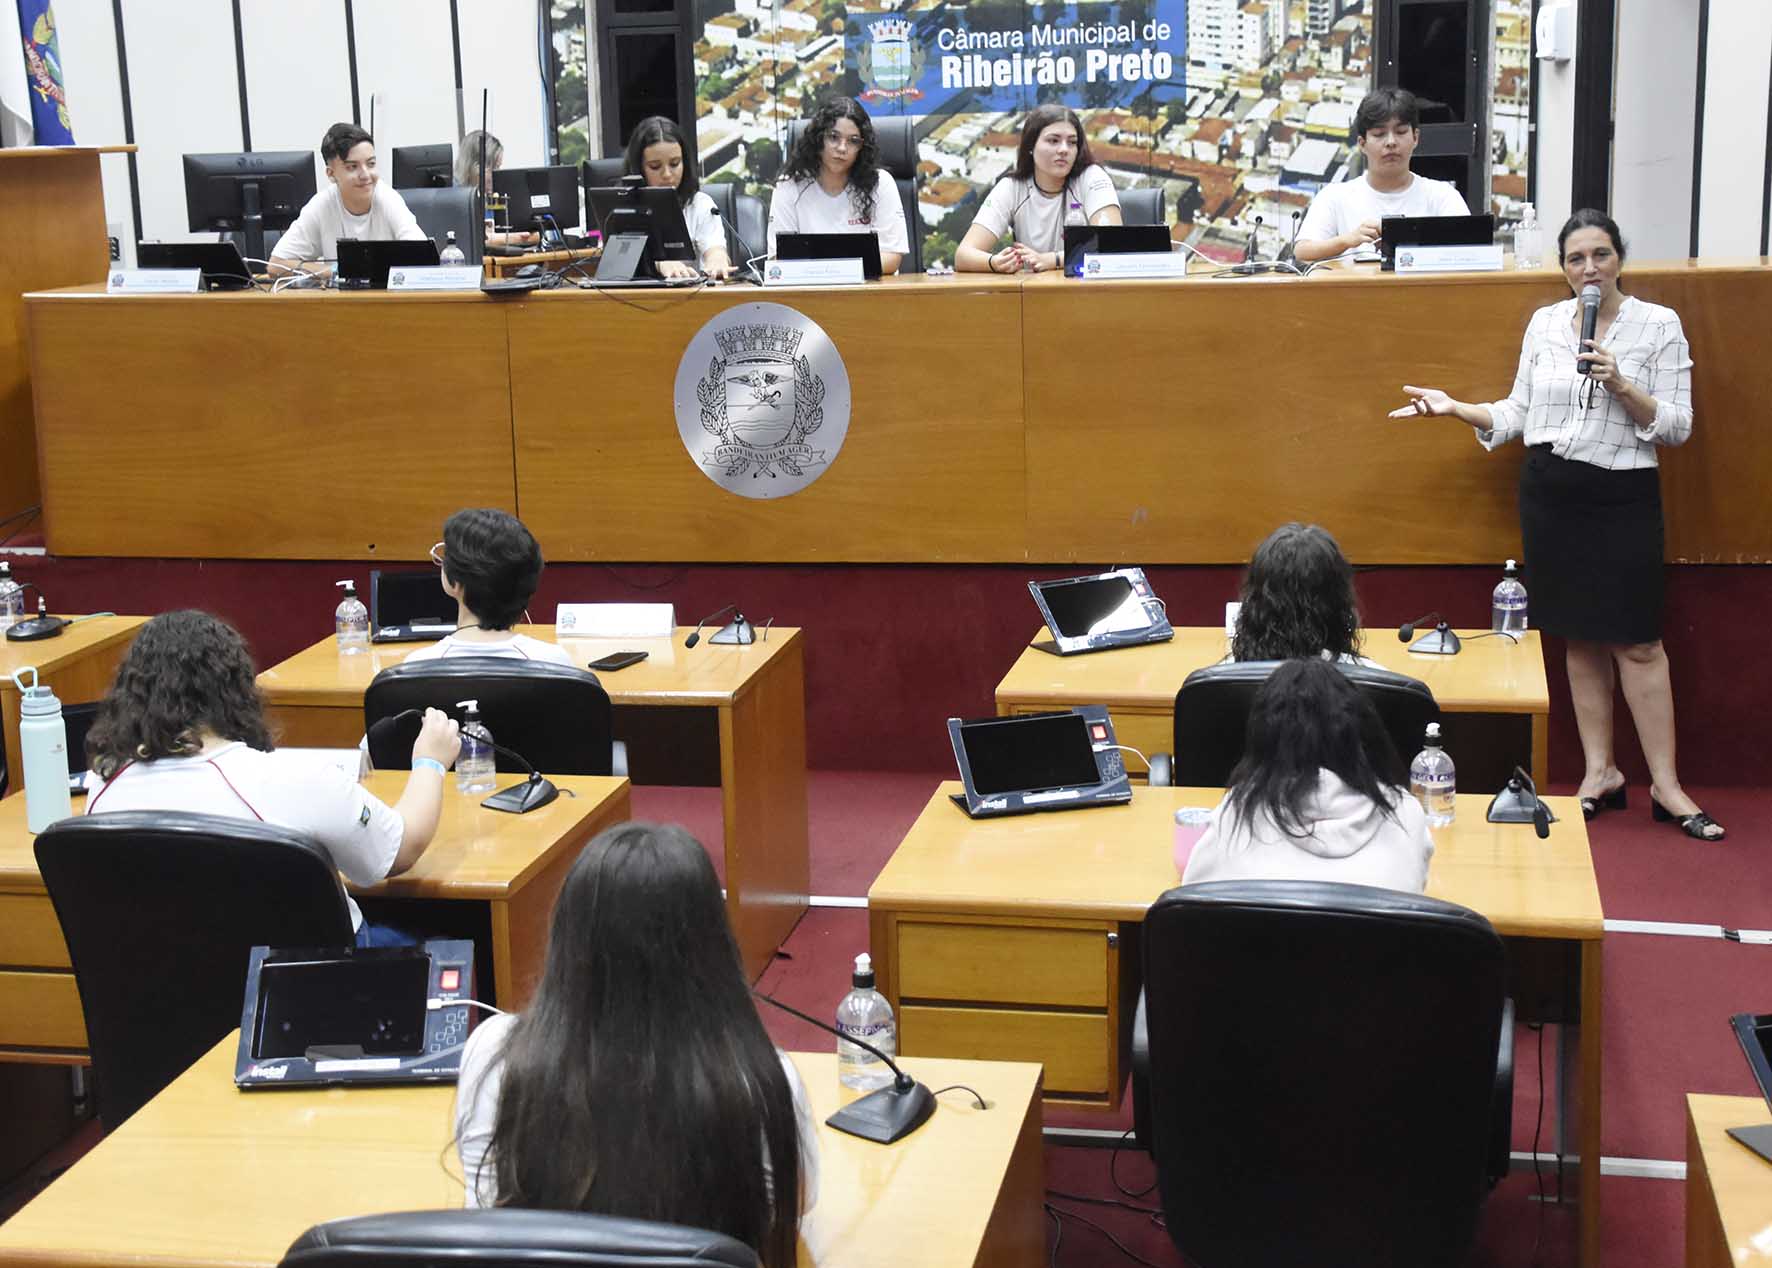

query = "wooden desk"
[
  {"left": 482, "top": 244, "right": 599, "bottom": 278},
  {"left": 256, "top": 627, "right": 809, "bottom": 980},
  {"left": 0, "top": 616, "right": 143, "bottom": 797},
  {"left": 0, "top": 771, "right": 629, "bottom": 1061},
  {"left": 868, "top": 784, "right": 1604, "bottom": 1268},
  {"left": 0, "top": 1033, "right": 1046, "bottom": 1268},
  {"left": 994, "top": 626, "right": 1552, "bottom": 788},
  {"left": 1685, "top": 1093, "right": 1772, "bottom": 1268}
]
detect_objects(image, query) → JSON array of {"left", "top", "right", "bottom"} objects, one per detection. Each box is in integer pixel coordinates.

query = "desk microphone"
[
  {"left": 367, "top": 708, "right": 558, "bottom": 813},
  {"left": 1486, "top": 764, "right": 1553, "bottom": 838},
  {"left": 1278, "top": 209, "right": 1304, "bottom": 263},
  {"left": 1578, "top": 283, "right": 1602, "bottom": 374},
  {"left": 1398, "top": 611, "right": 1462, "bottom": 655},
  {"left": 1243, "top": 213, "right": 1263, "bottom": 264},
  {"left": 685, "top": 603, "right": 755, "bottom": 647},
  {"left": 4, "top": 591, "right": 70, "bottom": 642},
  {"left": 707, "top": 202, "right": 764, "bottom": 284},
  {"left": 754, "top": 991, "right": 937, "bottom": 1143}
]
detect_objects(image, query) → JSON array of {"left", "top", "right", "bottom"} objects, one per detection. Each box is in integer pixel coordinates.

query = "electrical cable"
[
  {"left": 929, "top": 1083, "right": 987, "bottom": 1108},
  {"left": 1042, "top": 1201, "right": 1168, "bottom": 1268}
]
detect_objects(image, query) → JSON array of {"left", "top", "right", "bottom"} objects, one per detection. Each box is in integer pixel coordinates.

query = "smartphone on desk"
[{"left": 588, "top": 651, "right": 648, "bottom": 672}]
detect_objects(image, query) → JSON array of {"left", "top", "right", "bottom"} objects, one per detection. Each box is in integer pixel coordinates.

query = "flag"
[{"left": 15, "top": 0, "right": 71, "bottom": 144}]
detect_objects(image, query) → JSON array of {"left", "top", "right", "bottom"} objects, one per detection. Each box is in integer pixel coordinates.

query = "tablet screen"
[
  {"left": 1037, "top": 576, "right": 1148, "bottom": 639},
  {"left": 252, "top": 953, "right": 430, "bottom": 1060},
  {"left": 959, "top": 713, "right": 1102, "bottom": 796}
]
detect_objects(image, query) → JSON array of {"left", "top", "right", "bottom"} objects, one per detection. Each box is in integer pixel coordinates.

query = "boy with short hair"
[{"left": 270, "top": 121, "right": 426, "bottom": 273}]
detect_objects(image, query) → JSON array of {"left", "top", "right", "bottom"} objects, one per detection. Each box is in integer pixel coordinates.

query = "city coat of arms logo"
[
  {"left": 858, "top": 18, "right": 925, "bottom": 101},
  {"left": 674, "top": 303, "right": 851, "bottom": 499}
]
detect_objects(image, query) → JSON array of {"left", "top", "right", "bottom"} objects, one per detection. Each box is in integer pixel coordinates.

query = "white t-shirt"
[
  {"left": 83, "top": 742, "right": 403, "bottom": 931},
  {"left": 767, "top": 171, "right": 909, "bottom": 258},
  {"left": 274, "top": 182, "right": 427, "bottom": 263},
  {"left": 683, "top": 189, "right": 726, "bottom": 265},
  {"left": 1296, "top": 173, "right": 1469, "bottom": 260},
  {"left": 403, "top": 633, "right": 574, "bottom": 666},
  {"left": 455, "top": 1011, "right": 821, "bottom": 1212},
  {"left": 969, "top": 164, "right": 1120, "bottom": 255}
]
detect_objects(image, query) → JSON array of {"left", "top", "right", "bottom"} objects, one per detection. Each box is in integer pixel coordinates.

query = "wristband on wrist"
[{"left": 413, "top": 757, "right": 447, "bottom": 776}]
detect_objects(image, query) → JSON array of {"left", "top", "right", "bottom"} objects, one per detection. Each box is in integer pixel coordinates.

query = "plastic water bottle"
[
  {"left": 1491, "top": 559, "right": 1529, "bottom": 634},
  {"left": 1409, "top": 722, "right": 1457, "bottom": 827},
  {"left": 12, "top": 668, "right": 72, "bottom": 832},
  {"left": 455, "top": 699, "right": 496, "bottom": 795},
  {"left": 836, "top": 952, "right": 896, "bottom": 1092},
  {"left": 439, "top": 231, "right": 466, "bottom": 266},
  {"left": 1514, "top": 203, "right": 1542, "bottom": 270},
  {"left": 0, "top": 561, "right": 22, "bottom": 632},
  {"left": 334, "top": 580, "right": 369, "bottom": 652}
]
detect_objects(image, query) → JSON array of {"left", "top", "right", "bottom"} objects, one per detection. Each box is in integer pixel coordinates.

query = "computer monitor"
[
  {"left": 493, "top": 165, "right": 580, "bottom": 240},
  {"left": 182, "top": 151, "right": 317, "bottom": 265},
  {"left": 586, "top": 183, "right": 696, "bottom": 283},
  {"left": 391, "top": 144, "right": 453, "bottom": 189}
]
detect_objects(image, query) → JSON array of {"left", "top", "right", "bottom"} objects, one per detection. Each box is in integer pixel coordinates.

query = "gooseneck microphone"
[
  {"left": 685, "top": 603, "right": 756, "bottom": 648},
  {"left": 1398, "top": 611, "right": 1462, "bottom": 656},
  {"left": 1578, "top": 283, "right": 1602, "bottom": 375},
  {"left": 1243, "top": 213, "right": 1263, "bottom": 264},
  {"left": 367, "top": 708, "right": 559, "bottom": 813},
  {"left": 1398, "top": 611, "right": 1443, "bottom": 642},
  {"left": 755, "top": 991, "right": 938, "bottom": 1144},
  {"left": 1279, "top": 209, "right": 1304, "bottom": 264},
  {"left": 685, "top": 604, "right": 736, "bottom": 648},
  {"left": 707, "top": 203, "right": 764, "bottom": 284},
  {"left": 1486, "top": 764, "right": 1554, "bottom": 838}
]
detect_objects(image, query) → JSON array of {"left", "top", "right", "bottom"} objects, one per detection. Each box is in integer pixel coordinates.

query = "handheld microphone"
[
  {"left": 1398, "top": 611, "right": 1462, "bottom": 656},
  {"left": 754, "top": 991, "right": 938, "bottom": 1143},
  {"left": 685, "top": 603, "right": 755, "bottom": 647},
  {"left": 1578, "top": 283, "right": 1602, "bottom": 375},
  {"left": 707, "top": 202, "right": 763, "bottom": 284},
  {"left": 1486, "top": 764, "right": 1553, "bottom": 838},
  {"left": 366, "top": 708, "right": 558, "bottom": 813}
]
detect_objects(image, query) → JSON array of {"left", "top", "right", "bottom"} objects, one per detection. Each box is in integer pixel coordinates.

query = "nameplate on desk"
[
  {"left": 387, "top": 265, "right": 485, "bottom": 292},
  {"left": 1394, "top": 244, "right": 1505, "bottom": 274},
  {"left": 106, "top": 268, "right": 200, "bottom": 294},
  {"left": 1080, "top": 252, "right": 1188, "bottom": 280},
  {"left": 763, "top": 257, "right": 864, "bottom": 287},
  {"left": 557, "top": 602, "right": 674, "bottom": 638}
]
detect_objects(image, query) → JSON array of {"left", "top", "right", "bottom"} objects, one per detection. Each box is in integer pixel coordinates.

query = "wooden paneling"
[
  {"left": 27, "top": 289, "right": 517, "bottom": 559},
  {"left": 0, "top": 971, "right": 84, "bottom": 1049},
  {"left": 0, "top": 615, "right": 143, "bottom": 797},
  {"left": 0, "top": 896, "right": 68, "bottom": 967},
  {"left": 897, "top": 917, "right": 1109, "bottom": 1008},
  {"left": 900, "top": 1004, "right": 1110, "bottom": 1097},
  {"left": 508, "top": 279, "right": 1029, "bottom": 562}
]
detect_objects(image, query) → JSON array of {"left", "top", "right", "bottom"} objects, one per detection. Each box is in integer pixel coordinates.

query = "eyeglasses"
[
  {"left": 824, "top": 132, "right": 863, "bottom": 152},
  {"left": 429, "top": 541, "right": 446, "bottom": 566}
]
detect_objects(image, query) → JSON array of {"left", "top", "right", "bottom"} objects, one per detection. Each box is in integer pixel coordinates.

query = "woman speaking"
[{"left": 1391, "top": 209, "right": 1721, "bottom": 840}]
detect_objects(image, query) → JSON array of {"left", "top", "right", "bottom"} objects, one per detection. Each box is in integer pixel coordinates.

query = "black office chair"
[
  {"left": 280, "top": 1210, "right": 761, "bottom": 1268},
  {"left": 784, "top": 115, "right": 924, "bottom": 273},
  {"left": 703, "top": 181, "right": 768, "bottom": 268},
  {"left": 364, "top": 658, "right": 625, "bottom": 777},
  {"left": 402, "top": 185, "right": 483, "bottom": 265},
  {"left": 1149, "top": 659, "right": 1439, "bottom": 786},
  {"left": 1132, "top": 880, "right": 1514, "bottom": 1268},
  {"left": 584, "top": 156, "right": 625, "bottom": 190},
  {"left": 1118, "top": 186, "right": 1167, "bottom": 227},
  {"left": 35, "top": 812, "right": 355, "bottom": 1132}
]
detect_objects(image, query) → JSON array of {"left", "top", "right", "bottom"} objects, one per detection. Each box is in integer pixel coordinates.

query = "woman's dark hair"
[
  {"left": 441, "top": 508, "right": 544, "bottom": 630},
  {"left": 783, "top": 96, "right": 880, "bottom": 222},
  {"left": 321, "top": 121, "right": 374, "bottom": 164},
  {"left": 1225, "top": 658, "right": 1407, "bottom": 841},
  {"left": 476, "top": 822, "right": 802, "bottom": 1265},
  {"left": 86, "top": 610, "right": 273, "bottom": 778},
  {"left": 623, "top": 115, "right": 699, "bottom": 208},
  {"left": 1352, "top": 86, "right": 1420, "bottom": 139},
  {"left": 1012, "top": 104, "right": 1097, "bottom": 186},
  {"left": 1557, "top": 208, "right": 1626, "bottom": 265},
  {"left": 1232, "top": 523, "right": 1362, "bottom": 662}
]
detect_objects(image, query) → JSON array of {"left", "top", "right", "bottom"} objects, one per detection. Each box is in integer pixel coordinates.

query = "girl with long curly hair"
[
  {"left": 1230, "top": 522, "right": 1375, "bottom": 666},
  {"left": 767, "top": 96, "right": 908, "bottom": 273}
]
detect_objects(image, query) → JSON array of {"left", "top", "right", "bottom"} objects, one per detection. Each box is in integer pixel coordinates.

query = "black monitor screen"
[
  {"left": 373, "top": 570, "right": 453, "bottom": 628},
  {"left": 960, "top": 713, "right": 1101, "bottom": 796},
  {"left": 182, "top": 151, "right": 317, "bottom": 233},
  {"left": 1038, "top": 576, "right": 1148, "bottom": 639},
  {"left": 587, "top": 184, "right": 696, "bottom": 262},
  {"left": 391, "top": 144, "right": 452, "bottom": 189},
  {"left": 252, "top": 953, "right": 429, "bottom": 1060},
  {"left": 494, "top": 165, "right": 580, "bottom": 233}
]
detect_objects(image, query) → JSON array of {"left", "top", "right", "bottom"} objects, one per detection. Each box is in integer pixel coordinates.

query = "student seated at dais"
[
  {"left": 270, "top": 122, "right": 428, "bottom": 275},
  {"left": 625, "top": 115, "right": 734, "bottom": 281},
  {"left": 406, "top": 508, "right": 572, "bottom": 665},
  {"left": 1292, "top": 87, "right": 1469, "bottom": 265},
  {"left": 82, "top": 610, "right": 461, "bottom": 947},
  {"left": 456, "top": 129, "right": 539, "bottom": 250},
  {"left": 955, "top": 104, "right": 1122, "bottom": 274},
  {"left": 767, "top": 96, "right": 909, "bottom": 275}
]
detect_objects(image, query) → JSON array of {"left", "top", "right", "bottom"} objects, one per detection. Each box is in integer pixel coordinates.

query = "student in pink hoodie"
[{"left": 1181, "top": 658, "right": 1434, "bottom": 893}]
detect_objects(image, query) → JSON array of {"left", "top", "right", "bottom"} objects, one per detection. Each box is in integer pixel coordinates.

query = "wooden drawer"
[
  {"left": 901, "top": 1004, "right": 1111, "bottom": 1097},
  {"left": 897, "top": 920, "right": 1109, "bottom": 1009},
  {"left": 0, "top": 894, "right": 71, "bottom": 968},
  {"left": 1103, "top": 710, "right": 1170, "bottom": 762},
  {"left": 0, "top": 970, "right": 86, "bottom": 1049}
]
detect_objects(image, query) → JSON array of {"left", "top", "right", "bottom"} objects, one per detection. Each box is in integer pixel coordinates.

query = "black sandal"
[
  {"left": 1651, "top": 796, "right": 1726, "bottom": 841},
  {"left": 1579, "top": 783, "right": 1627, "bottom": 821}
]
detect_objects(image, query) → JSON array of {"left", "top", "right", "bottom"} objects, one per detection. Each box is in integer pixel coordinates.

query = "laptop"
[
  {"left": 1029, "top": 568, "right": 1173, "bottom": 656},
  {"left": 947, "top": 706, "right": 1131, "bottom": 818},
  {"left": 235, "top": 941, "right": 475, "bottom": 1088},
  {"left": 1062, "top": 224, "right": 1172, "bottom": 277},
  {"left": 335, "top": 238, "right": 441, "bottom": 289},
  {"left": 1727, "top": 1012, "right": 1772, "bottom": 1163},
  {"left": 1380, "top": 214, "right": 1495, "bottom": 271},
  {"left": 137, "top": 241, "right": 254, "bottom": 290},
  {"left": 370, "top": 569, "right": 455, "bottom": 644},
  {"left": 775, "top": 230, "right": 883, "bottom": 280}
]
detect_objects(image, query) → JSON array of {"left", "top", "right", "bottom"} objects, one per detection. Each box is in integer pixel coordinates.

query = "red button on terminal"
[{"left": 439, "top": 969, "right": 460, "bottom": 992}]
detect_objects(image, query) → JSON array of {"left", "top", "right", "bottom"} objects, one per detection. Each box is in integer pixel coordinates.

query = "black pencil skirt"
[{"left": 1518, "top": 445, "right": 1665, "bottom": 645}]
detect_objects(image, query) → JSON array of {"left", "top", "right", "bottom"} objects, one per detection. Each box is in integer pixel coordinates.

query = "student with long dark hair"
[
  {"left": 955, "top": 103, "right": 1122, "bottom": 273},
  {"left": 404, "top": 508, "right": 571, "bottom": 665},
  {"left": 83, "top": 610, "right": 461, "bottom": 944},
  {"left": 767, "top": 96, "right": 908, "bottom": 274},
  {"left": 455, "top": 822, "right": 818, "bottom": 1265},
  {"left": 1230, "top": 522, "right": 1374, "bottom": 665},
  {"left": 1181, "top": 658, "right": 1434, "bottom": 892},
  {"left": 623, "top": 115, "right": 734, "bottom": 279}
]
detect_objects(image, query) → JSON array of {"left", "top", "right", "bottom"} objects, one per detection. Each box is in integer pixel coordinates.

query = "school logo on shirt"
[
  {"left": 674, "top": 302, "right": 851, "bottom": 499},
  {"left": 858, "top": 18, "right": 925, "bottom": 101}
]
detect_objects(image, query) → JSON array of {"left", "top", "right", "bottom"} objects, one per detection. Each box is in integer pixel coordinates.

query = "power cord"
[
  {"left": 1110, "top": 744, "right": 1151, "bottom": 771},
  {"left": 1042, "top": 1200, "right": 1167, "bottom": 1268},
  {"left": 929, "top": 1083, "right": 986, "bottom": 1108}
]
